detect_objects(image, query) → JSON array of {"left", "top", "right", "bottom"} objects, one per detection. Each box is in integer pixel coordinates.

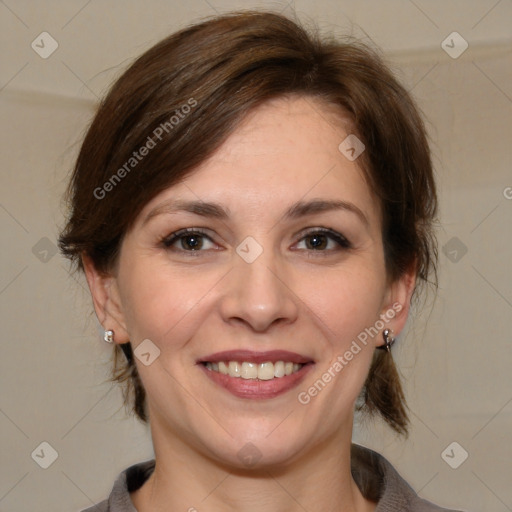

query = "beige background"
[{"left": 1, "top": 1, "right": 511, "bottom": 511}]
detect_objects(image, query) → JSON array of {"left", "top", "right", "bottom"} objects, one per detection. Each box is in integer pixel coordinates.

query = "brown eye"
[
  {"left": 179, "top": 234, "right": 204, "bottom": 250},
  {"left": 305, "top": 233, "right": 328, "bottom": 250},
  {"left": 162, "top": 229, "right": 216, "bottom": 252},
  {"left": 296, "top": 228, "right": 351, "bottom": 251}
]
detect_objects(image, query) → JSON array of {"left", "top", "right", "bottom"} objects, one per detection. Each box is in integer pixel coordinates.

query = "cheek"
[
  {"left": 298, "top": 262, "right": 386, "bottom": 347},
  {"left": 292, "top": 263, "right": 386, "bottom": 411},
  {"left": 117, "top": 255, "right": 222, "bottom": 346}
]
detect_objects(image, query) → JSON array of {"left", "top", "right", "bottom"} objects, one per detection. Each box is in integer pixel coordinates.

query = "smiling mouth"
[
  {"left": 202, "top": 360, "right": 305, "bottom": 380},
  {"left": 200, "top": 360, "right": 314, "bottom": 399},
  {"left": 198, "top": 350, "right": 315, "bottom": 399}
]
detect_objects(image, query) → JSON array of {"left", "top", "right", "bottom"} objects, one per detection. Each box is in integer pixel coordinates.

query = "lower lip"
[{"left": 199, "top": 363, "right": 314, "bottom": 399}]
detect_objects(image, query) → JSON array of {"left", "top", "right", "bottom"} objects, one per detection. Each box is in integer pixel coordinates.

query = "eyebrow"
[{"left": 142, "top": 198, "right": 369, "bottom": 228}]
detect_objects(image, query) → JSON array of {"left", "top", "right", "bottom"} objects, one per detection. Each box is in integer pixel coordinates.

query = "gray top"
[{"left": 82, "top": 444, "right": 463, "bottom": 512}]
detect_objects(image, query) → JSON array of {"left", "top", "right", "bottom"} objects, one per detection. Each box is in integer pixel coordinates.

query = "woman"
[{"left": 58, "top": 10, "right": 462, "bottom": 512}]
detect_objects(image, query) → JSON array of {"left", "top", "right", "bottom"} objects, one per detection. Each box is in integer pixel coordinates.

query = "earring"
[
  {"left": 104, "top": 330, "right": 114, "bottom": 343},
  {"left": 378, "top": 329, "right": 395, "bottom": 352}
]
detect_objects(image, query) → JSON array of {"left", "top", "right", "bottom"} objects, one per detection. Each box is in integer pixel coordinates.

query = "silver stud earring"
[
  {"left": 104, "top": 330, "right": 114, "bottom": 343},
  {"left": 378, "top": 329, "right": 395, "bottom": 352}
]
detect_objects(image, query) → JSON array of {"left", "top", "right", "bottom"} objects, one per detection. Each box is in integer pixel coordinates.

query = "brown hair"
[{"left": 58, "top": 10, "right": 438, "bottom": 435}]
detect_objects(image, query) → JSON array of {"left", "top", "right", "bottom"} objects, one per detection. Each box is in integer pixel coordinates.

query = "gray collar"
[{"left": 83, "top": 444, "right": 461, "bottom": 512}]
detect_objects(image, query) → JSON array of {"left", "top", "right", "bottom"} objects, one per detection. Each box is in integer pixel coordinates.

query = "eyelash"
[{"left": 160, "top": 227, "right": 352, "bottom": 255}]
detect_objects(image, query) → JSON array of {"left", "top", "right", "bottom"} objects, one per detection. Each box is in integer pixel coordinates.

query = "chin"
[
  {"left": 211, "top": 442, "right": 303, "bottom": 472},
  {"left": 198, "top": 424, "right": 311, "bottom": 471}
]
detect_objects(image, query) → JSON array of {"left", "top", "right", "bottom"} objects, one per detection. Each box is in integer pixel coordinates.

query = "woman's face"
[{"left": 89, "top": 95, "right": 413, "bottom": 468}]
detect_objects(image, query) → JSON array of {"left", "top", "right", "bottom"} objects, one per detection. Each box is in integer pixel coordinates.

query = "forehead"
[{"left": 135, "top": 95, "right": 381, "bottom": 228}]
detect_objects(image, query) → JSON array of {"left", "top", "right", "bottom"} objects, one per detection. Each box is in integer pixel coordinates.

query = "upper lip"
[{"left": 198, "top": 350, "right": 314, "bottom": 365}]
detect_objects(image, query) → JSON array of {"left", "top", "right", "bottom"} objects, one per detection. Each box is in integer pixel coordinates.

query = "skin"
[{"left": 84, "top": 95, "right": 416, "bottom": 512}]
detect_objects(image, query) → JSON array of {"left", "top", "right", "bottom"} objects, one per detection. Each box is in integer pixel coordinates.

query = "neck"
[{"left": 131, "top": 424, "right": 376, "bottom": 512}]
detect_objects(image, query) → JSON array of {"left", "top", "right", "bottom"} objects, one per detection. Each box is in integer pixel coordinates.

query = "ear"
[
  {"left": 379, "top": 262, "right": 417, "bottom": 341},
  {"left": 82, "top": 252, "right": 130, "bottom": 344}
]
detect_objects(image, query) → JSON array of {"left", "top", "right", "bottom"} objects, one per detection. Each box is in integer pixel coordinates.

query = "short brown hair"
[{"left": 58, "top": 10, "right": 438, "bottom": 435}]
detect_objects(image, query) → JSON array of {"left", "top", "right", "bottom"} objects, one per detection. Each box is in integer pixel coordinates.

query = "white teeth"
[
  {"left": 228, "top": 361, "right": 241, "bottom": 378},
  {"left": 258, "top": 362, "right": 275, "bottom": 380},
  {"left": 274, "top": 361, "right": 285, "bottom": 378},
  {"left": 241, "top": 362, "right": 258, "bottom": 379},
  {"left": 205, "top": 360, "right": 305, "bottom": 380}
]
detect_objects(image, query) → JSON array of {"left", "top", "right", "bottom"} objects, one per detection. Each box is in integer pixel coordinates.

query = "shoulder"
[
  {"left": 351, "top": 444, "right": 466, "bottom": 512},
  {"left": 82, "top": 499, "right": 108, "bottom": 512},
  {"left": 80, "top": 459, "right": 155, "bottom": 512}
]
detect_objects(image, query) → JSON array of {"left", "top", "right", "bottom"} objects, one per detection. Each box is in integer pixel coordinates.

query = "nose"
[{"left": 218, "top": 247, "right": 299, "bottom": 333}]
